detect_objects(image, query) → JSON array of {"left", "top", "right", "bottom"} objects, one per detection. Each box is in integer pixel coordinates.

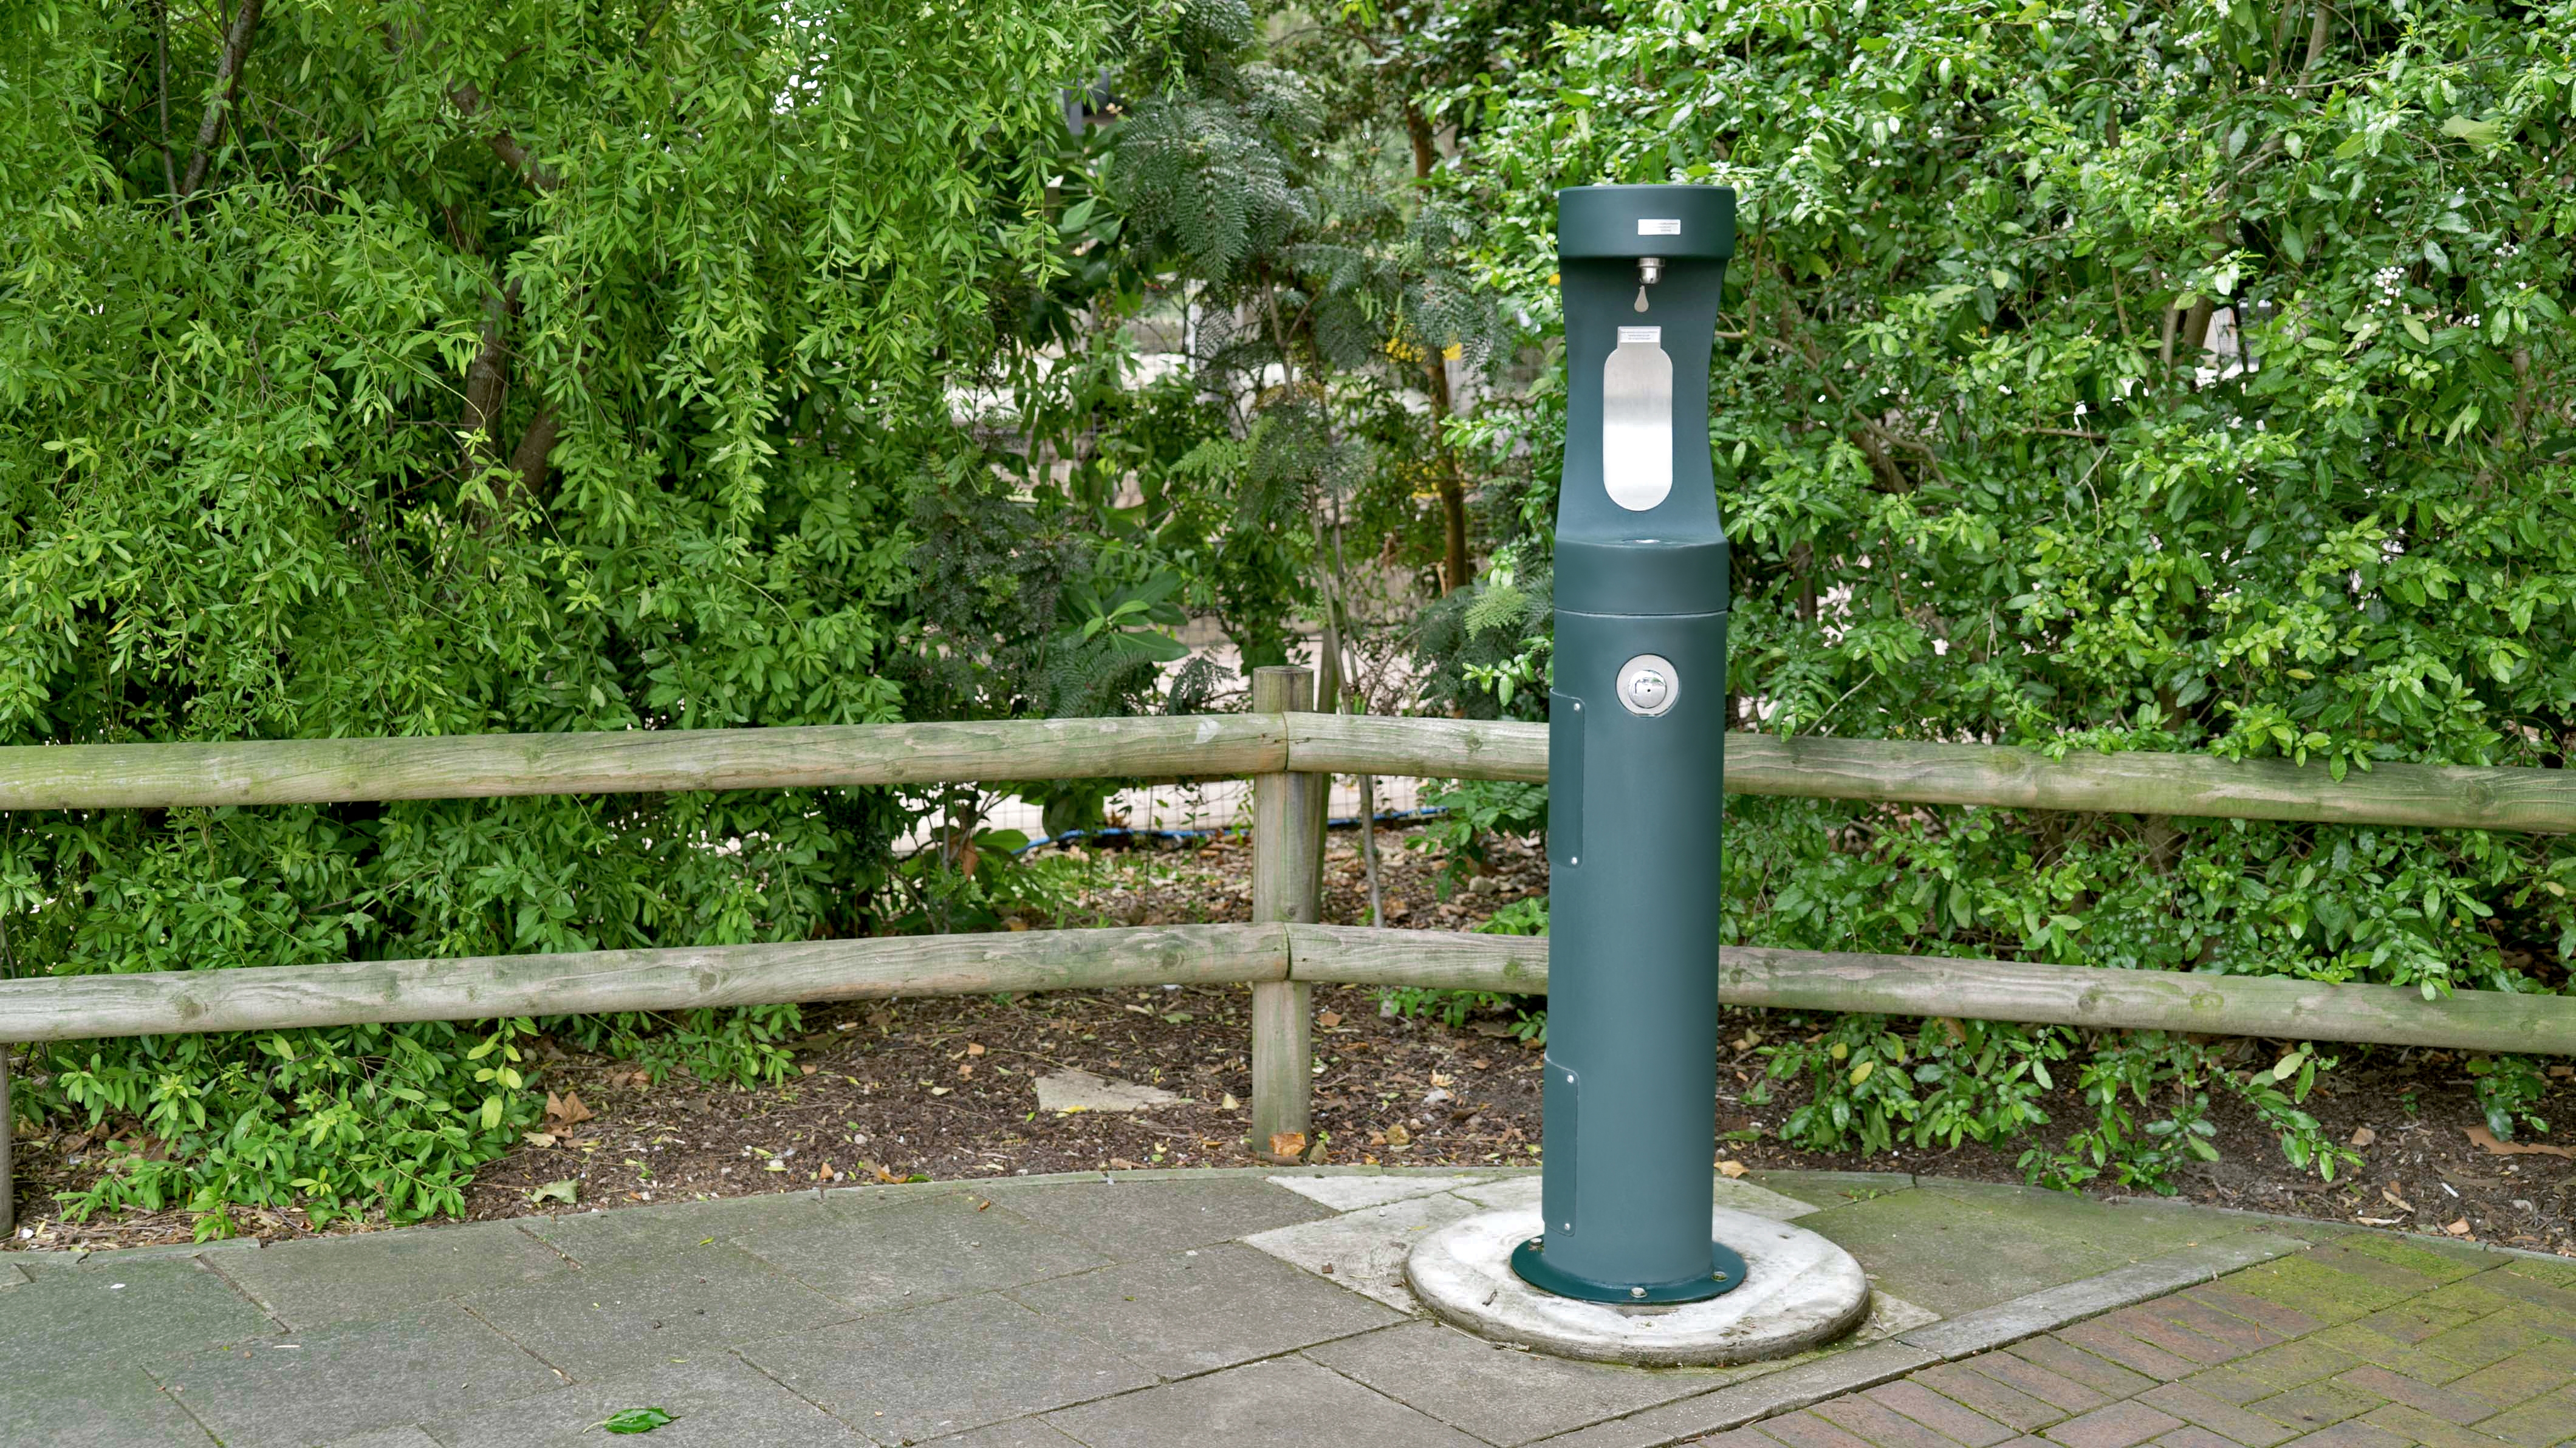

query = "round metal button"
[{"left": 1615, "top": 654, "right": 1679, "bottom": 717}]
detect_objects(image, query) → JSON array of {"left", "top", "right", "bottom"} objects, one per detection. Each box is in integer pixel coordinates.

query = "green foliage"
[
  {"left": 0, "top": 0, "right": 1128, "bottom": 1229},
  {"left": 1439, "top": 0, "right": 2576, "bottom": 1182},
  {"left": 1407, "top": 777, "right": 1547, "bottom": 895},
  {"left": 1376, "top": 986, "right": 1546, "bottom": 1043}
]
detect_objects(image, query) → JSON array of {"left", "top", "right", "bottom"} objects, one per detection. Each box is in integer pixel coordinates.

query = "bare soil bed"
[{"left": 12, "top": 825, "right": 2573, "bottom": 1259}]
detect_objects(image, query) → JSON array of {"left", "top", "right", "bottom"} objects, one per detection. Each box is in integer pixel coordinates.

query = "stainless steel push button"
[{"left": 1617, "top": 654, "right": 1677, "bottom": 716}]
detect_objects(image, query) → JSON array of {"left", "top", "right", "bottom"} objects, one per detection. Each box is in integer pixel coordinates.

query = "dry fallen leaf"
[
  {"left": 800, "top": 1064, "right": 817, "bottom": 1076},
  {"left": 965, "top": 1042, "right": 985, "bottom": 1056},
  {"left": 1385, "top": 1122, "right": 1413, "bottom": 1147},
  {"left": 529, "top": 1179, "right": 578, "bottom": 1206},
  {"left": 1221, "top": 1093, "right": 1242, "bottom": 1111},
  {"left": 1317, "top": 1011, "right": 1345, "bottom": 1028},
  {"left": 522, "top": 1132, "right": 558, "bottom": 1149},
  {"left": 1430, "top": 1072, "right": 1454, "bottom": 1088},
  {"left": 958, "top": 1063, "right": 975, "bottom": 1079},
  {"left": 1268, "top": 1131, "right": 1307, "bottom": 1159},
  {"left": 1108, "top": 1157, "right": 1143, "bottom": 1171},
  {"left": 2445, "top": 1218, "right": 2474, "bottom": 1237},
  {"left": 545, "top": 1091, "right": 594, "bottom": 1127},
  {"left": 1469, "top": 1058, "right": 1492, "bottom": 1070},
  {"left": 2349, "top": 1126, "right": 2377, "bottom": 1148},
  {"left": 2465, "top": 1125, "right": 2576, "bottom": 1159},
  {"left": 1717, "top": 1159, "right": 1749, "bottom": 1178}
]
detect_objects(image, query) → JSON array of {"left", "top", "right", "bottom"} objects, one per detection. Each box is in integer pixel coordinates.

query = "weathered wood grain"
[
  {"left": 0, "top": 717, "right": 1289, "bottom": 810},
  {"left": 1285, "top": 717, "right": 2576, "bottom": 833},
  {"left": 1249, "top": 668, "right": 1321, "bottom": 1158},
  {"left": 1284, "top": 925, "right": 2576, "bottom": 1056},
  {"left": 5, "top": 713, "right": 2570, "bottom": 835},
  {"left": 0, "top": 926, "right": 1288, "bottom": 1044}
]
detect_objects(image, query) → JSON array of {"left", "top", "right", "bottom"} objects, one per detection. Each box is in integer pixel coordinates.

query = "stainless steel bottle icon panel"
[{"left": 1602, "top": 327, "right": 1673, "bottom": 512}]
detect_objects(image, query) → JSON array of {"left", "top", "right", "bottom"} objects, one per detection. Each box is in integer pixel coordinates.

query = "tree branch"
[
  {"left": 505, "top": 404, "right": 561, "bottom": 507},
  {"left": 449, "top": 81, "right": 560, "bottom": 193},
  {"left": 176, "top": 0, "right": 264, "bottom": 202}
]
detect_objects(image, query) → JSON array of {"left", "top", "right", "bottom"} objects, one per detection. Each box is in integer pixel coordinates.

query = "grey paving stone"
[
  {"left": 212, "top": 1221, "right": 574, "bottom": 1329},
  {"left": 522, "top": 1192, "right": 843, "bottom": 1272},
  {"left": 1043, "top": 1355, "right": 1481, "bottom": 1448},
  {"left": 0, "top": 1256, "right": 279, "bottom": 1368},
  {"left": 1010, "top": 1242, "right": 1397, "bottom": 1379},
  {"left": 1746, "top": 1171, "right": 1917, "bottom": 1209},
  {"left": 157, "top": 1304, "right": 563, "bottom": 1448},
  {"left": 1801, "top": 1189, "right": 2222, "bottom": 1317},
  {"left": 418, "top": 1353, "right": 868, "bottom": 1447},
  {"left": 917, "top": 1419, "right": 1088, "bottom": 1448},
  {"left": 1, "top": 1260, "right": 30, "bottom": 1287},
  {"left": 1902, "top": 1236, "right": 2314, "bottom": 1360},
  {"left": 1304, "top": 1319, "right": 1742, "bottom": 1446},
  {"left": 1266, "top": 1171, "right": 1504, "bottom": 1212},
  {"left": 318, "top": 1431, "right": 442, "bottom": 1448},
  {"left": 741, "top": 1291, "right": 1154, "bottom": 1443},
  {"left": 982, "top": 1177, "right": 1335, "bottom": 1260},
  {"left": 1240, "top": 1189, "right": 1484, "bottom": 1311},
  {"left": 736, "top": 1190, "right": 1110, "bottom": 1311},
  {"left": 1523, "top": 1340, "right": 1941, "bottom": 1447},
  {"left": 457, "top": 1245, "right": 854, "bottom": 1379},
  {"left": 0, "top": 1361, "right": 214, "bottom": 1447}
]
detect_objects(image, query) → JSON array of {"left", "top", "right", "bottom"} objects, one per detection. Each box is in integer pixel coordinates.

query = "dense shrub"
[
  {"left": 1430, "top": 0, "right": 2576, "bottom": 1185},
  {"left": 0, "top": 1, "right": 1119, "bottom": 1231}
]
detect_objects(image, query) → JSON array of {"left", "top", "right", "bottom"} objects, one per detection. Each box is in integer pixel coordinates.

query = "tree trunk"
[{"left": 176, "top": 0, "right": 265, "bottom": 202}]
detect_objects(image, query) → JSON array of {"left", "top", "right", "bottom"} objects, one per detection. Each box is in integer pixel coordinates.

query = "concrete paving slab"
[
  {"left": 1010, "top": 1241, "right": 1399, "bottom": 1378},
  {"left": 522, "top": 1192, "right": 843, "bottom": 1272},
  {"left": 0, "top": 1256, "right": 279, "bottom": 1368},
  {"left": 157, "top": 1304, "right": 563, "bottom": 1448},
  {"left": 916, "top": 1420, "right": 1087, "bottom": 1448},
  {"left": 1, "top": 1260, "right": 29, "bottom": 1288},
  {"left": 210, "top": 1221, "right": 574, "bottom": 1329},
  {"left": 736, "top": 1190, "right": 1110, "bottom": 1312},
  {"left": 739, "top": 1291, "right": 1155, "bottom": 1444},
  {"left": 0, "top": 1361, "right": 214, "bottom": 1447},
  {"left": 1043, "top": 1354, "right": 1483, "bottom": 1448},
  {"left": 1798, "top": 1185, "right": 2250, "bottom": 1317},
  {"left": 318, "top": 1432, "right": 441, "bottom": 1448},
  {"left": 1451, "top": 1172, "right": 1820, "bottom": 1223},
  {"left": 1745, "top": 1172, "right": 1916, "bottom": 1209},
  {"left": 1241, "top": 1189, "right": 1485, "bottom": 1311},
  {"left": 985, "top": 1176, "right": 1335, "bottom": 1260},
  {"left": 417, "top": 1353, "right": 869, "bottom": 1447},
  {"left": 1304, "top": 1319, "right": 1743, "bottom": 1446},
  {"left": 1267, "top": 1171, "right": 1503, "bottom": 1211},
  {"left": 456, "top": 1245, "right": 854, "bottom": 1379}
]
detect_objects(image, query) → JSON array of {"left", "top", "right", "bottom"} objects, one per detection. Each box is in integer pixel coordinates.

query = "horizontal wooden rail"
[
  {"left": 1286, "top": 925, "right": 2576, "bottom": 1057},
  {"left": 1286, "top": 717, "right": 2576, "bottom": 835},
  {"left": 2, "top": 713, "right": 2570, "bottom": 833},
  {"left": 2, "top": 923, "right": 2566, "bottom": 1056},
  {"left": 0, "top": 717, "right": 1288, "bottom": 810},
  {"left": 0, "top": 926, "right": 1287, "bottom": 1043}
]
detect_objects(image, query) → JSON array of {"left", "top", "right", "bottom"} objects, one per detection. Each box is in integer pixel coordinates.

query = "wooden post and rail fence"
[{"left": 4, "top": 663, "right": 2575, "bottom": 1231}]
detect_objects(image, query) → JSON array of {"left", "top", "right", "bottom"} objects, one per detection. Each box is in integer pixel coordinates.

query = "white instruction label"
[
  {"left": 1616, "top": 326, "right": 1662, "bottom": 344},
  {"left": 1637, "top": 218, "right": 1682, "bottom": 235}
]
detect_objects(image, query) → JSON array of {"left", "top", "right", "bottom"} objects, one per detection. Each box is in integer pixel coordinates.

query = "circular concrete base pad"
[{"left": 1403, "top": 1206, "right": 1872, "bottom": 1366}]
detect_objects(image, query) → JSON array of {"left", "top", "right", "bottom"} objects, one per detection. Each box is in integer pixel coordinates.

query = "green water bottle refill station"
[{"left": 1403, "top": 185, "right": 1874, "bottom": 1365}]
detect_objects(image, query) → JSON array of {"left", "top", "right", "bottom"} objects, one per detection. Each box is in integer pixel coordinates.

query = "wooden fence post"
[
  {"left": 1249, "top": 665, "right": 1321, "bottom": 1160},
  {"left": 2, "top": 1048, "right": 13, "bottom": 1237}
]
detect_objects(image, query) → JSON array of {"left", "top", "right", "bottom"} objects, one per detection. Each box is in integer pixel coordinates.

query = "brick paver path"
[{"left": 1699, "top": 1235, "right": 2576, "bottom": 1448}]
